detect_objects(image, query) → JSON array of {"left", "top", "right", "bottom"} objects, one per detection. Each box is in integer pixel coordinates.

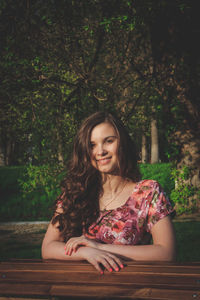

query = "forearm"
[
  {"left": 98, "top": 243, "right": 176, "bottom": 262},
  {"left": 96, "top": 217, "right": 176, "bottom": 262},
  {"left": 42, "top": 240, "right": 85, "bottom": 261}
]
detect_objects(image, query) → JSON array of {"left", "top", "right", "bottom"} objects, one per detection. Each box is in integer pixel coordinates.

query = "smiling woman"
[
  {"left": 90, "top": 122, "right": 119, "bottom": 174},
  {"left": 42, "top": 111, "right": 176, "bottom": 274}
]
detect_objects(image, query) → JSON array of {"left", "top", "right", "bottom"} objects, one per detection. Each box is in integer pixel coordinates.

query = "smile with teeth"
[{"left": 96, "top": 157, "right": 112, "bottom": 165}]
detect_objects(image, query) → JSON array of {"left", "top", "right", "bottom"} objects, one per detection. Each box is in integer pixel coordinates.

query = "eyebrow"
[{"left": 90, "top": 135, "right": 118, "bottom": 143}]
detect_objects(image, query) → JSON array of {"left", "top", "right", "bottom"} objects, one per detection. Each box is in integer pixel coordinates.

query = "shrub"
[
  {"left": 170, "top": 166, "right": 198, "bottom": 215},
  {"left": 139, "top": 163, "right": 174, "bottom": 196},
  {"left": 0, "top": 166, "right": 26, "bottom": 221},
  {"left": 18, "top": 164, "right": 66, "bottom": 221},
  {"left": 0, "top": 163, "right": 175, "bottom": 221},
  {"left": 0, "top": 165, "right": 65, "bottom": 221}
]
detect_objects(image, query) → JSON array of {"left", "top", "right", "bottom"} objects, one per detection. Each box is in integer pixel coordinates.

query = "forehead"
[{"left": 90, "top": 122, "right": 117, "bottom": 141}]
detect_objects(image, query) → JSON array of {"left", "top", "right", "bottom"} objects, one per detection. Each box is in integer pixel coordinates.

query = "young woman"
[{"left": 42, "top": 111, "right": 176, "bottom": 274}]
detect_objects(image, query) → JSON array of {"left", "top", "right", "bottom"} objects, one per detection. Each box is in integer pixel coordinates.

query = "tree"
[
  {"left": 151, "top": 117, "right": 159, "bottom": 164},
  {"left": 0, "top": 0, "right": 199, "bottom": 188}
]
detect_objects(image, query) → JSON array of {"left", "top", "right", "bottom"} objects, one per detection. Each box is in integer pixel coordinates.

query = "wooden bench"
[{"left": 0, "top": 259, "right": 200, "bottom": 299}]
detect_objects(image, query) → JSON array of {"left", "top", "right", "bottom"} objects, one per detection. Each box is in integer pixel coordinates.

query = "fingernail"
[
  {"left": 120, "top": 264, "right": 124, "bottom": 268},
  {"left": 115, "top": 267, "right": 119, "bottom": 271},
  {"left": 109, "top": 268, "right": 112, "bottom": 272},
  {"left": 100, "top": 271, "right": 103, "bottom": 275}
]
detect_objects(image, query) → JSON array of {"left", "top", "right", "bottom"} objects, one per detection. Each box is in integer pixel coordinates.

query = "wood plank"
[
  {"left": 0, "top": 260, "right": 200, "bottom": 299},
  {"left": 1, "top": 269, "right": 200, "bottom": 289},
  {"left": 1, "top": 260, "right": 200, "bottom": 274},
  {"left": 0, "top": 283, "right": 200, "bottom": 299},
  {"left": 1, "top": 260, "right": 200, "bottom": 275},
  {"left": 1, "top": 262, "right": 200, "bottom": 289}
]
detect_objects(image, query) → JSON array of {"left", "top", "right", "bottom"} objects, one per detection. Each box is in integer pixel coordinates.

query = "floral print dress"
[{"left": 85, "top": 180, "right": 174, "bottom": 245}]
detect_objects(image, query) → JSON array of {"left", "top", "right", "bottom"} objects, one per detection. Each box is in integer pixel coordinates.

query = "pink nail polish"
[
  {"left": 120, "top": 264, "right": 124, "bottom": 268},
  {"left": 109, "top": 268, "right": 112, "bottom": 272},
  {"left": 115, "top": 267, "right": 119, "bottom": 271}
]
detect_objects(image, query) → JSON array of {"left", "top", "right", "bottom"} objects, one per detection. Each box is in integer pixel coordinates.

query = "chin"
[{"left": 99, "top": 166, "right": 120, "bottom": 175}]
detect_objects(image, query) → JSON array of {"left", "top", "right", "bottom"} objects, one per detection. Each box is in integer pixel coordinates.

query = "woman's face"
[{"left": 90, "top": 122, "right": 119, "bottom": 174}]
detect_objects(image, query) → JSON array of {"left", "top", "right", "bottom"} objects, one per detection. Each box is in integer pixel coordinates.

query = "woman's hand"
[
  {"left": 79, "top": 247, "right": 124, "bottom": 274},
  {"left": 64, "top": 235, "right": 98, "bottom": 256}
]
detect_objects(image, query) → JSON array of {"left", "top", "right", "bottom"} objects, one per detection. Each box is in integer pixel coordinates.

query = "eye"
[
  {"left": 90, "top": 143, "right": 95, "bottom": 149},
  {"left": 106, "top": 138, "right": 114, "bottom": 144}
]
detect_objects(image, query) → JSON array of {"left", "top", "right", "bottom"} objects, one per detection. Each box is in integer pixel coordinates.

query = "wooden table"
[{"left": 0, "top": 259, "right": 200, "bottom": 299}]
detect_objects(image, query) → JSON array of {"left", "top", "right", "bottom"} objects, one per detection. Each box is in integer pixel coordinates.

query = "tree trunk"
[
  {"left": 5, "top": 139, "right": 13, "bottom": 166},
  {"left": 0, "top": 144, "right": 5, "bottom": 166},
  {"left": 151, "top": 118, "right": 159, "bottom": 163},
  {"left": 141, "top": 134, "right": 148, "bottom": 163},
  {"left": 58, "top": 143, "right": 64, "bottom": 165}
]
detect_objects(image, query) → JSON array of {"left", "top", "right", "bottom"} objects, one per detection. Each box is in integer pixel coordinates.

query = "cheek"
[
  {"left": 90, "top": 149, "right": 95, "bottom": 159},
  {"left": 111, "top": 143, "right": 119, "bottom": 156},
  {"left": 90, "top": 151, "right": 96, "bottom": 164}
]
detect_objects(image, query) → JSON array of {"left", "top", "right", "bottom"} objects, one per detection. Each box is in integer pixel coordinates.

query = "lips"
[{"left": 96, "top": 157, "right": 112, "bottom": 165}]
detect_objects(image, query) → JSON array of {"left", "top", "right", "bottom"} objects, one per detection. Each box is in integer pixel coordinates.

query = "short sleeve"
[
  {"left": 56, "top": 200, "right": 63, "bottom": 209},
  {"left": 55, "top": 191, "right": 65, "bottom": 214},
  {"left": 146, "top": 181, "right": 175, "bottom": 233}
]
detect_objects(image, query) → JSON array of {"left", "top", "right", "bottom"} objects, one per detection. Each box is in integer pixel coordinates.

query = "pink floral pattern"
[{"left": 85, "top": 180, "right": 174, "bottom": 245}]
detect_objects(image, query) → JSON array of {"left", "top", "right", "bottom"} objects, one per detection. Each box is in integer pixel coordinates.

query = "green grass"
[
  {"left": 174, "top": 221, "right": 200, "bottom": 262},
  {"left": 0, "top": 223, "right": 199, "bottom": 262},
  {"left": 1, "top": 239, "right": 42, "bottom": 259}
]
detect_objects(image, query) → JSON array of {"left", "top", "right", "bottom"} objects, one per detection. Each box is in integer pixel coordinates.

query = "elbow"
[
  {"left": 41, "top": 242, "right": 50, "bottom": 260},
  {"left": 155, "top": 244, "right": 176, "bottom": 262},
  {"left": 161, "top": 248, "right": 176, "bottom": 262},
  {"left": 41, "top": 250, "right": 48, "bottom": 260},
  {"left": 163, "top": 254, "right": 176, "bottom": 262},
  {"left": 167, "top": 251, "right": 176, "bottom": 262}
]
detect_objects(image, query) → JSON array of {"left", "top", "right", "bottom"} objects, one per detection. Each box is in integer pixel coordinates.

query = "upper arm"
[
  {"left": 151, "top": 216, "right": 176, "bottom": 260},
  {"left": 42, "top": 206, "right": 65, "bottom": 254}
]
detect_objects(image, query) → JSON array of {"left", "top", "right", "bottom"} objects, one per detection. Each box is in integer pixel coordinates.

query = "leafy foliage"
[
  {"left": 1, "top": 0, "right": 199, "bottom": 166},
  {"left": 0, "top": 165, "right": 65, "bottom": 221},
  {"left": 140, "top": 163, "right": 174, "bottom": 196},
  {"left": 170, "top": 166, "right": 197, "bottom": 215},
  {"left": 0, "top": 163, "right": 175, "bottom": 221},
  {"left": 0, "top": 1, "right": 199, "bottom": 215}
]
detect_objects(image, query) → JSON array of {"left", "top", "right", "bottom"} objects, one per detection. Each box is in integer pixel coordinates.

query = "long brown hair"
[{"left": 52, "top": 111, "right": 141, "bottom": 241}]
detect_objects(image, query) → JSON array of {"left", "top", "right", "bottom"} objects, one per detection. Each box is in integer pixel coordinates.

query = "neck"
[{"left": 102, "top": 174, "right": 126, "bottom": 194}]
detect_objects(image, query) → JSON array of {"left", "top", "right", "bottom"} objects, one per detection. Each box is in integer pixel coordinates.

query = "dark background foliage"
[{"left": 0, "top": 0, "right": 199, "bottom": 214}]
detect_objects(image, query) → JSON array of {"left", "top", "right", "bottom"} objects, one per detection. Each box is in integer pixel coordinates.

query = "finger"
[
  {"left": 107, "top": 254, "right": 124, "bottom": 270},
  {"left": 68, "top": 243, "right": 76, "bottom": 256},
  {"left": 65, "top": 242, "right": 74, "bottom": 256},
  {"left": 106, "top": 256, "right": 120, "bottom": 272},
  {"left": 69, "top": 241, "right": 84, "bottom": 255},
  {"left": 71, "top": 242, "right": 80, "bottom": 253},
  {"left": 64, "top": 245, "right": 70, "bottom": 255},
  {"left": 90, "top": 260, "right": 104, "bottom": 275},
  {"left": 65, "top": 237, "right": 75, "bottom": 247},
  {"left": 98, "top": 257, "right": 114, "bottom": 273},
  {"left": 64, "top": 239, "right": 74, "bottom": 255}
]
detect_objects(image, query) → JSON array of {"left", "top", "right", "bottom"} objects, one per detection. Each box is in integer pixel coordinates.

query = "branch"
[{"left": 88, "top": 28, "right": 105, "bottom": 73}]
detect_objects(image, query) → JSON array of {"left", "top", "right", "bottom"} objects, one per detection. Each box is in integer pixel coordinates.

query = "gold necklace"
[{"left": 100, "top": 181, "right": 127, "bottom": 211}]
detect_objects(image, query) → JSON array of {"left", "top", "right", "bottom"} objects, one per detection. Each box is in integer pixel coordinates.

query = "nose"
[{"left": 96, "top": 144, "right": 107, "bottom": 156}]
